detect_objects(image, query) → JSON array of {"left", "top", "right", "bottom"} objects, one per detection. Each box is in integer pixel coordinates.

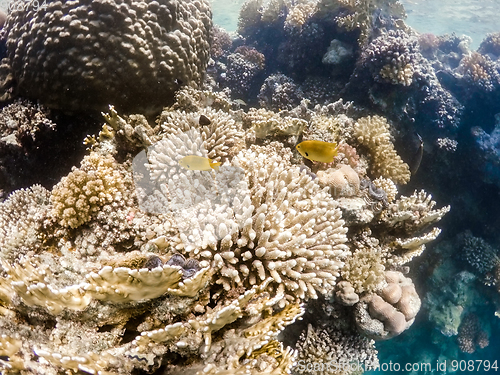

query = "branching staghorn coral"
[
  {"left": 142, "top": 139, "right": 350, "bottom": 305},
  {"left": 353, "top": 115, "right": 411, "bottom": 184}
]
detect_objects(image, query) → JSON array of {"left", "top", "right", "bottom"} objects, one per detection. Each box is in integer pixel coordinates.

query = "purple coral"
[{"left": 258, "top": 73, "right": 304, "bottom": 111}]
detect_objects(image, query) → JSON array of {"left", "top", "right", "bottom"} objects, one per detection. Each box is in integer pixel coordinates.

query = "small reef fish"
[
  {"left": 296, "top": 140, "right": 338, "bottom": 163},
  {"left": 178, "top": 155, "right": 220, "bottom": 171},
  {"left": 410, "top": 133, "right": 424, "bottom": 175}
]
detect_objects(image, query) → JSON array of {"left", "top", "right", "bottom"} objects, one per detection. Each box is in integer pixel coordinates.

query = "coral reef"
[
  {"left": 0, "top": 38, "right": 451, "bottom": 374},
  {"left": 456, "top": 52, "right": 500, "bottom": 92},
  {"left": 478, "top": 32, "right": 500, "bottom": 57},
  {"left": 354, "top": 271, "right": 421, "bottom": 340},
  {"left": 316, "top": 0, "right": 407, "bottom": 46},
  {"left": 457, "top": 313, "right": 490, "bottom": 354},
  {"left": 0, "top": 0, "right": 212, "bottom": 113},
  {"left": 225, "top": 47, "right": 266, "bottom": 100},
  {"left": 471, "top": 114, "right": 500, "bottom": 188},
  {"left": 258, "top": 74, "right": 304, "bottom": 111},
  {"left": 353, "top": 115, "right": 411, "bottom": 184},
  {"left": 361, "top": 30, "right": 419, "bottom": 86}
]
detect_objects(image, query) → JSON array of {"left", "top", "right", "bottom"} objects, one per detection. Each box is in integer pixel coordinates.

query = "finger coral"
[
  {"left": 353, "top": 115, "right": 411, "bottom": 184},
  {"left": 50, "top": 152, "right": 134, "bottom": 229},
  {"left": 0, "top": 0, "right": 212, "bottom": 113},
  {"left": 361, "top": 30, "right": 419, "bottom": 86},
  {"left": 457, "top": 52, "right": 500, "bottom": 92}
]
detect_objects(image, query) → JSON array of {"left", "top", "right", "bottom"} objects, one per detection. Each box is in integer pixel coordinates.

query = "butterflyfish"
[
  {"left": 296, "top": 140, "right": 338, "bottom": 163},
  {"left": 178, "top": 155, "right": 221, "bottom": 171}
]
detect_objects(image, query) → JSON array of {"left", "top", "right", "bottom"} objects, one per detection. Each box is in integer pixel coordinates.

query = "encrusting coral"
[{"left": 0, "top": 86, "right": 449, "bottom": 373}]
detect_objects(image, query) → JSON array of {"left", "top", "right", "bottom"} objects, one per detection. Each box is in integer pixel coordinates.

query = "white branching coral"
[
  {"left": 381, "top": 190, "right": 450, "bottom": 230},
  {"left": 296, "top": 324, "right": 379, "bottom": 374},
  {"left": 205, "top": 143, "right": 349, "bottom": 304},
  {"left": 142, "top": 140, "right": 349, "bottom": 304},
  {"left": 159, "top": 106, "right": 245, "bottom": 161}
]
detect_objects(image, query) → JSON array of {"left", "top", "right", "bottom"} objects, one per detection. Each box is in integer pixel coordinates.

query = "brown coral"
[
  {"left": 1, "top": 0, "right": 212, "bottom": 113},
  {"left": 353, "top": 115, "right": 411, "bottom": 184},
  {"left": 354, "top": 271, "right": 420, "bottom": 340},
  {"left": 50, "top": 152, "right": 133, "bottom": 229}
]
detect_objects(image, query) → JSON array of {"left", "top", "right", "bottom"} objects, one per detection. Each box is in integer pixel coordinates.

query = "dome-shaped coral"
[{"left": 1, "top": 0, "right": 212, "bottom": 113}]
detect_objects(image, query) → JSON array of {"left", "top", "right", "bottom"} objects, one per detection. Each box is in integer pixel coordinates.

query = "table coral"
[{"left": 0, "top": 0, "right": 212, "bottom": 113}]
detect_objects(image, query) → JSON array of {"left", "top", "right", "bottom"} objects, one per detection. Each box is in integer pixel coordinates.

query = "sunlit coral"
[{"left": 353, "top": 115, "right": 411, "bottom": 184}]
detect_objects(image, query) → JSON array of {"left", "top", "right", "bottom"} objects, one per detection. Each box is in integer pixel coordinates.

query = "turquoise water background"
[{"left": 211, "top": 0, "right": 500, "bottom": 49}]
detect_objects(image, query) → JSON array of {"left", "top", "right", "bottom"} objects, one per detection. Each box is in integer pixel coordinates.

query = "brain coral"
[{"left": 0, "top": 0, "right": 212, "bottom": 113}]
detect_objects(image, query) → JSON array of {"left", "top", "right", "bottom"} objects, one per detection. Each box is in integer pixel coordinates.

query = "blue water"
[{"left": 211, "top": 0, "right": 499, "bottom": 49}]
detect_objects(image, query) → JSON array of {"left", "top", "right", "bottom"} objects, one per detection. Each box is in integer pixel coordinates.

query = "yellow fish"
[
  {"left": 296, "top": 140, "right": 338, "bottom": 163},
  {"left": 178, "top": 155, "right": 221, "bottom": 171}
]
